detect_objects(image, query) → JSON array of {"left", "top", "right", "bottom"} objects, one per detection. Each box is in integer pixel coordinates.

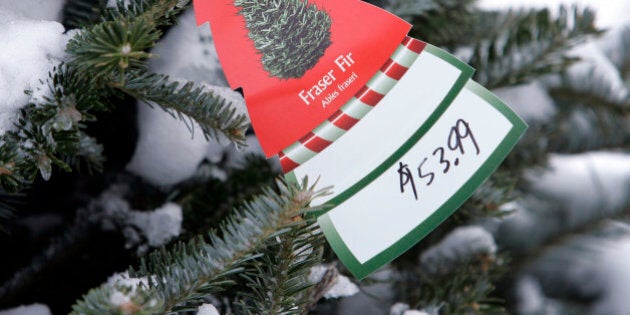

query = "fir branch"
[
  {"left": 103, "top": 0, "right": 189, "bottom": 27},
  {"left": 397, "top": 254, "right": 508, "bottom": 315},
  {"left": 453, "top": 170, "right": 520, "bottom": 222},
  {"left": 63, "top": 131, "right": 106, "bottom": 174},
  {"left": 235, "top": 223, "right": 325, "bottom": 314},
  {"left": 66, "top": 0, "right": 191, "bottom": 82},
  {"left": 469, "top": 6, "right": 602, "bottom": 88},
  {"left": 620, "top": 27, "right": 630, "bottom": 81},
  {"left": 177, "top": 155, "right": 277, "bottom": 239},
  {"left": 66, "top": 16, "right": 160, "bottom": 83},
  {"left": 547, "top": 86, "right": 630, "bottom": 153},
  {"left": 0, "top": 139, "right": 27, "bottom": 192},
  {"left": 383, "top": 0, "right": 477, "bottom": 47},
  {"left": 118, "top": 71, "right": 250, "bottom": 146},
  {"left": 70, "top": 178, "right": 331, "bottom": 315},
  {"left": 234, "top": 0, "right": 332, "bottom": 79},
  {"left": 0, "top": 64, "right": 109, "bottom": 192},
  {"left": 500, "top": 121, "right": 554, "bottom": 170},
  {"left": 0, "top": 0, "right": 240, "bottom": 191},
  {"left": 63, "top": 0, "right": 107, "bottom": 29}
]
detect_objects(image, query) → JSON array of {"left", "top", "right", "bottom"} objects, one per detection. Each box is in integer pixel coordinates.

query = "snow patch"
[
  {"left": 128, "top": 202, "right": 183, "bottom": 248},
  {"left": 564, "top": 42, "right": 628, "bottom": 104},
  {"left": 0, "top": 8, "right": 70, "bottom": 135},
  {"left": 516, "top": 276, "right": 546, "bottom": 314},
  {"left": 0, "top": 0, "right": 64, "bottom": 21},
  {"left": 0, "top": 304, "right": 51, "bottom": 315},
  {"left": 589, "top": 238, "right": 630, "bottom": 315},
  {"left": 390, "top": 303, "right": 411, "bottom": 315},
  {"left": 337, "top": 266, "right": 395, "bottom": 315},
  {"left": 127, "top": 9, "right": 261, "bottom": 186},
  {"left": 107, "top": 272, "right": 151, "bottom": 308},
  {"left": 523, "top": 229, "right": 630, "bottom": 315},
  {"left": 197, "top": 304, "right": 220, "bottom": 315},
  {"left": 492, "top": 81, "right": 556, "bottom": 123},
  {"left": 498, "top": 152, "right": 630, "bottom": 253},
  {"left": 308, "top": 265, "right": 359, "bottom": 299},
  {"left": 389, "top": 304, "right": 432, "bottom": 315},
  {"left": 478, "top": 0, "right": 630, "bottom": 28},
  {"left": 107, "top": 0, "right": 132, "bottom": 8},
  {"left": 126, "top": 100, "right": 212, "bottom": 186},
  {"left": 420, "top": 226, "right": 497, "bottom": 274},
  {"left": 527, "top": 152, "right": 630, "bottom": 227},
  {"left": 94, "top": 186, "right": 183, "bottom": 251}
]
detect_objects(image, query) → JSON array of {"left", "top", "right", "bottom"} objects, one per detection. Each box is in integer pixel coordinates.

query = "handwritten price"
[{"left": 397, "top": 119, "right": 480, "bottom": 201}]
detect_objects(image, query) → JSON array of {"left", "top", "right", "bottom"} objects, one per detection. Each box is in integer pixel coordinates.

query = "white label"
[
  {"left": 293, "top": 51, "right": 463, "bottom": 206},
  {"left": 322, "top": 86, "right": 512, "bottom": 263}
]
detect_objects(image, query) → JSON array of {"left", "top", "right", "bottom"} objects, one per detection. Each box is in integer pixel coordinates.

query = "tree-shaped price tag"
[{"left": 194, "top": 0, "right": 527, "bottom": 279}]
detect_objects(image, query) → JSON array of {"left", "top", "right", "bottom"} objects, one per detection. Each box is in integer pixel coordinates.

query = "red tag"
[{"left": 194, "top": 0, "right": 410, "bottom": 157}]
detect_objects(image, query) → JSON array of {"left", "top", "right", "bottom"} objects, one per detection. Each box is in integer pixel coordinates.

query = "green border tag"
[
  {"left": 285, "top": 45, "right": 527, "bottom": 279},
  {"left": 317, "top": 81, "right": 526, "bottom": 279}
]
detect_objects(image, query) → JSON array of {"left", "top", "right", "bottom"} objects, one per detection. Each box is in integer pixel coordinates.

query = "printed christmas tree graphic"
[{"left": 234, "top": 0, "right": 332, "bottom": 79}]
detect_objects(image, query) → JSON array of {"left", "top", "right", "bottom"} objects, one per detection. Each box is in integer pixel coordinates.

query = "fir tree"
[
  {"left": 234, "top": 0, "right": 332, "bottom": 79},
  {"left": 0, "top": 0, "right": 628, "bottom": 315}
]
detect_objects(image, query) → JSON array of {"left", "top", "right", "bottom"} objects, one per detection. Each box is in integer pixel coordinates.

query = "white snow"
[
  {"left": 527, "top": 152, "right": 630, "bottom": 227},
  {"left": 498, "top": 152, "right": 630, "bottom": 253},
  {"left": 322, "top": 274, "right": 359, "bottom": 299},
  {"left": 337, "top": 267, "right": 395, "bottom": 315},
  {"left": 390, "top": 303, "right": 411, "bottom": 315},
  {"left": 589, "top": 237, "right": 630, "bottom": 315},
  {"left": 126, "top": 9, "right": 259, "bottom": 186},
  {"left": 599, "top": 27, "right": 630, "bottom": 71},
  {"left": 563, "top": 42, "right": 629, "bottom": 104},
  {"left": 0, "top": 0, "right": 65, "bottom": 22},
  {"left": 126, "top": 99, "right": 214, "bottom": 186},
  {"left": 515, "top": 276, "right": 547, "bottom": 315},
  {"left": 389, "top": 304, "right": 432, "bottom": 315},
  {"left": 522, "top": 228, "right": 630, "bottom": 315},
  {"left": 492, "top": 81, "right": 556, "bottom": 122},
  {"left": 95, "top": 186, "right": 183, "bottom": 251},
  {"left": 478, "top": 0, "right": 630, "bottom": 28},
  {"left": 128, "top": 202, "right": 183, "bottom": 247},
  {"left": 0, "top": 8, "right": 71, "bottom": 135},
  {"left": 308, "top": 265, "right": 360, "bottom": 299},
  {"left": 196, "top": 304, "right": 220, "bottom": 315},
  {"left": 420, "top": 226, "right": 497, "bottom": 274},
  {"left": 107, "top": 272, "right": 151, "bottom": 308},
  {"left": 107, "top": 0, "right": 131, "bottom": 8},
  {"left": 0, "top": 304, "right": 51, "bottom": 315}
]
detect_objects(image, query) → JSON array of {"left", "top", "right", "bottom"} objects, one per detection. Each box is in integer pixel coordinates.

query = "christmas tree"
[
  {"left": 235, "top": 0, "right": 332, "bottom": 79},
  {"left": 0, "top": 0, "right": 628, "bottom": 314}
]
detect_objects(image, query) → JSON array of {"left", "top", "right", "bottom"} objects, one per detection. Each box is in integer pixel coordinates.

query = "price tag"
[
  {"left": 304, "top": 81, "right": 526, "bottom": 278},
  {"left": 283, "top": 41, "right": 527, "bottom": 277},
  {"left": 194, "top": 0, "right": 527, "bottom": 279}
]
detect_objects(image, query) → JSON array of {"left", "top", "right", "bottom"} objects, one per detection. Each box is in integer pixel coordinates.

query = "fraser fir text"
[{"left": 298, "top": 53, "right": 356, "bottom": 107}]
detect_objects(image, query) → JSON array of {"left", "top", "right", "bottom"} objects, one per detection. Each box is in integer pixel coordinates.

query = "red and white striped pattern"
[{"left": 279, "top": 37, "right": 426, "bottom": 173}]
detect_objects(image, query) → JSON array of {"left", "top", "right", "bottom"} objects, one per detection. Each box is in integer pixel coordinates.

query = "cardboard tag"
[
  {"left": 290, "top": 79, "right": 526, "bottom": 278},
  {"left": 194, "top": 1, "right": 527, "bottom": 279},
  {"left": 194, "top": 0, "right": 410, "bottom": 156}
]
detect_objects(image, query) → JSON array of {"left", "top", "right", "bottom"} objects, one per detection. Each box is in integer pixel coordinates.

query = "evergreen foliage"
[
  {"left": 468, "top": 6, "right": 601, "bottom": 89},
  {"left": 0, "top": 0, "right": 248, "bottom": 193},
  {"left": 0, "top": 0, "right": 628, "bottom": 314},
  {"left": 70, "top": 179, "right": 330, "bottom": 314},
  {"left": 234, "top": 0, "right": 332, "bottom": 79}
]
